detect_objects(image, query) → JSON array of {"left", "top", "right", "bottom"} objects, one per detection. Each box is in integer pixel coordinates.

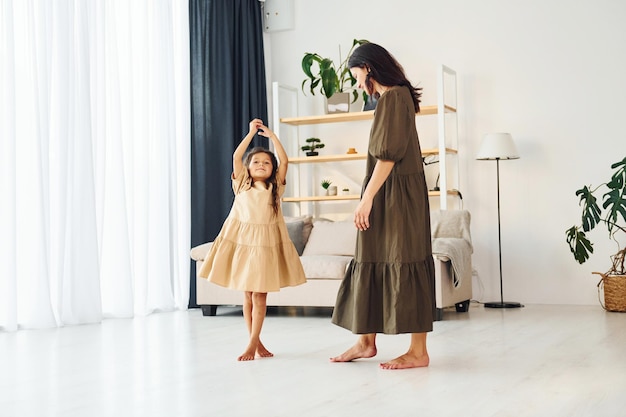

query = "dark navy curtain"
[{"left": 189, "top": 0, "right": 268, "bottom": 307}]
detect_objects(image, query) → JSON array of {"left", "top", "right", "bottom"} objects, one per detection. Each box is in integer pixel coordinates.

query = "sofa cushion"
[
  {"left": 302, "top": 220, "right": 357, "bottom": 257},
  {"left": 300, "top": 255, "right": 352, "bottom": 279}
]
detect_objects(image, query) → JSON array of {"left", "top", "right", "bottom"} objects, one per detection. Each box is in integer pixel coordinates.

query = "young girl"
[{"left": 199, "top": 119, "right": 306, "bottom": 361}]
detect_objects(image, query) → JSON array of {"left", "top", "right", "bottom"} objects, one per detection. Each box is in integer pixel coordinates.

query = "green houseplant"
[
  {"left": 565, "top": 157, "right": 626, "bottom": 310},
  {"left": 321, "top": 179, "right": 333, "bottom": 195},
  {"left": 301, "top": 137, "right": 325, "bottom": 157},
  {"left": 301, "top": 39, "right": 369, "bottom": 104}
]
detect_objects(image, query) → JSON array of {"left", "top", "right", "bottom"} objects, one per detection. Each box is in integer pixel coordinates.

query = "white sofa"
[{"left": 190, "top": 210, "right": 473, "bottom": 321}]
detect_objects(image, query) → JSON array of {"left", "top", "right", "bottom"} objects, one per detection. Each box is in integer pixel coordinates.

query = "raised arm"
[
  {"left": 256, "top": 122, "right": 288, "bottom": 184},
  {"left": 233, "top": 119, "right": 262, "bottom": 178}
]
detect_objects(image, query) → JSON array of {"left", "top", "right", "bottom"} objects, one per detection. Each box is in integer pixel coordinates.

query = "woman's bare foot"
[
  {"left": 330, "top": 342, "right": 377, "bottom": 362},
  {"left": 379, "top": 352, "right": 429, "bottom": 370},
  {"left": 256, "top": 341, "right": 274, "bottom": 358}
]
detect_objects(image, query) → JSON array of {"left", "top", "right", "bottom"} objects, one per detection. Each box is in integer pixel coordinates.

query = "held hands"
[
  {"left": 248, "top": 118, "right": 287, "bottom": 181},
  {"left": 249, "top": 118, "right": 275, "bottom": 139}
]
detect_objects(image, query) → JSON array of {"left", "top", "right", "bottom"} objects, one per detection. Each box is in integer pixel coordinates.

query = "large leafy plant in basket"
[{"left": 565, "top": 157, "right": 626, "bottom": 310}]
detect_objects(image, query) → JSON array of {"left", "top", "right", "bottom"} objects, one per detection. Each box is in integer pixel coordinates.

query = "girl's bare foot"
[
  {"left": 379, "top": 352, "right": 429, "bottom": 370},
  {"left": 237, "top": 346, "right": 256, "bottom": 361},
  {"left": 256, "top": 341, "right": 274, "bottom": 358},
  {"left": 238, "top": 342, "right": 257, "bottom": 361},
  {"left": 330, "top": 343, "right": 377, "bottom": 362}
]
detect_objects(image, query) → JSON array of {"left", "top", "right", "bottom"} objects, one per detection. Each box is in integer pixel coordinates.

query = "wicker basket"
[{"left": 594, "top": 272, "right": 626, "bottom": 312}]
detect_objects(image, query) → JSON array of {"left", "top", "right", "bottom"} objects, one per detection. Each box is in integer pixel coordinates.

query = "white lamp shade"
[{"left": 476, "top": 133, "right": 520, "bottom": 160}]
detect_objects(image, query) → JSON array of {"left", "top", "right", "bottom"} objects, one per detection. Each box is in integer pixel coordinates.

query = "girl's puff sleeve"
[
  {"left": 232, "top": 167, "right": 252, "bottom": 194},
  {"left": 368, "top": 88, "right": 412, "bottom": 162}
]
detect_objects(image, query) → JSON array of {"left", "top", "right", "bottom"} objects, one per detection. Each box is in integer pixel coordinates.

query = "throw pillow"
[
  {"left": 285, "top": 216, "right": 313, "bottom": 255},
  {"left": 286, "top": 220, "right": 306, "bottom": 255}
]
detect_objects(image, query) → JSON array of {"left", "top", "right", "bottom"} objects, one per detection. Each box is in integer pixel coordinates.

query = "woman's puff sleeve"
[{"left": 368, "top": 88, "right": 412, "bottom": 162}]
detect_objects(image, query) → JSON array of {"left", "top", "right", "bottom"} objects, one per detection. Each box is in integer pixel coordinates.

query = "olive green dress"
[{"left": 331, "top": 86, "right": 436, "bottom": 334}]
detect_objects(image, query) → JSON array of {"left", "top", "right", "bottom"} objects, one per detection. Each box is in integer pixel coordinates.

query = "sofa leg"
[
  {"left": 435, "top": 308, "right": 443, "bottom": 321},
  {"left": 455, "top": 300, "right": 470, "bottom": 313},
  {"left": 201, "top": 305, "right": 218, "bottom": 316}
]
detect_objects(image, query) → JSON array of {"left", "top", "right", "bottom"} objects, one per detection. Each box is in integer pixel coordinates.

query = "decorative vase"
[
  {"left": 328, "top": 185, "right": 337, "bottom": 196},
  {"left": 325, "top": 92, "right": 350, "bottom": 114}
]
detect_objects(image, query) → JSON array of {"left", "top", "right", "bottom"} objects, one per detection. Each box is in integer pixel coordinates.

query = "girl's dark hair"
[
  {"left": 347, "top": 42, "right": 422, "bottom": 113},
  {"left": 244, "top": 147, "right": 280, "bottom": 215}
]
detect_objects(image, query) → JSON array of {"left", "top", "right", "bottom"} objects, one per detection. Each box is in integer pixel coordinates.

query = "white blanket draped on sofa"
[{"left": 430, "top": 210, "right": 473, "bottom": 288}]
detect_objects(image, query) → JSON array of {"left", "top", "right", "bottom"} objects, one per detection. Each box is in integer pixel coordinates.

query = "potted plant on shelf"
[
  {"left": 301, "top": 137, "right": 325, "bottom": 157},
  {"left": 301, "top": 38, "right": 369, "bottom": 114},
  {"left": 321, "top": 179, "right": 332, "bottom": 195},
  {"left": 565, "top": 157, "right": 626, "bottom": 311}
]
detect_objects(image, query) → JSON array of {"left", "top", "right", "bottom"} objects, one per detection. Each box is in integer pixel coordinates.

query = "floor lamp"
[{"left": 476, "top": 133, "right": 523, "bottom": 309}]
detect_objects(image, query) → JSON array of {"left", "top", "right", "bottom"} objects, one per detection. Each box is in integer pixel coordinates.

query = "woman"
[{"left": 330, "top": 43, "right": 435, "bottom": 370}]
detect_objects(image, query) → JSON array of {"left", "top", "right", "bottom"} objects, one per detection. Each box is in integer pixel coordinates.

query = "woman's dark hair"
[
  {"left": 348, "top": 42, "right": 422, "bottom": 113},
  {"left": 244, "top": 147, "right": 280, "bottom": 215}
]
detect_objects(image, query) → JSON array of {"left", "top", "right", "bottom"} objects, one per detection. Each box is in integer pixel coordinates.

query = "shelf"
[
  {"left": 422, "top": 147, "right": 458, "bottom": 157},
  {"left": 289, "top": 153, "right": 367, "bottom": 163},
  {"left": 279, "top": 105, "right": 456, "bottom": 126},
  {"left": 283, "top": 189, "right": 460, "bottom": 202},
  {"left": 289, "top": 148, "right": 457, "bottom": 163},
  {"left": 282, "top": 111, "right": 374, "bottom": 125},
  {"left": 428, "top": 190, "right": 461, "bottom": 197},
  {"left": 283, "top": 195, "right": 361, "bottom": 202}
]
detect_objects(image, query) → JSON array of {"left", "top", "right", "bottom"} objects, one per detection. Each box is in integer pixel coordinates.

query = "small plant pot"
[
  {"left": 341, "top": 189, "right": 350, "bottom": 195},
  {"left": 305, "top": 151, "right": 318, "bottom": 157},
  {"left": 328, "top": 185, "right": 337, "bottom": 196}
]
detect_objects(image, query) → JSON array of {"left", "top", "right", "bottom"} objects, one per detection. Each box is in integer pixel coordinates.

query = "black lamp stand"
[{"left": 484, "top": 158, "right": 523, "bottom": 309}]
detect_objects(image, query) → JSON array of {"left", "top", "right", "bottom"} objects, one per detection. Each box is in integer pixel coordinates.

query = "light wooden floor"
[{"left": 1, "top": 303, "right": 625, "bottom": 417}]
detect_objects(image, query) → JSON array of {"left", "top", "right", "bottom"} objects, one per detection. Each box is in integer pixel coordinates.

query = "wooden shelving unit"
[{"left": 273, "top": 65, "right": 460, "bottom": 214}]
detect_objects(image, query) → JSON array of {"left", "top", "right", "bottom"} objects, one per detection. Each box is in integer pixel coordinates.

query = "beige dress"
[{"left": 198, "top": 168, "right": 306, "bottom": 292}]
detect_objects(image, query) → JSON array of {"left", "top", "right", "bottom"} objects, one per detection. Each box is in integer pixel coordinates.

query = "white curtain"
[{"left": 0, "top": 0, "right": 191, "bottom": 331}]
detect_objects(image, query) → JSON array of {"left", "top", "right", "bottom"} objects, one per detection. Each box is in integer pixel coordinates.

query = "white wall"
[{"left": 263, "top": 0, "right": 626, "bottom": 306}]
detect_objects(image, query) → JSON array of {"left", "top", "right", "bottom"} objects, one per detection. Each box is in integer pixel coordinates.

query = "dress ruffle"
[
  {"left": 198, "top": 214, "right": 306, "bottom": 292},
  {"left": 332, "top": 257, "right": 435, "bottom": 334}
]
